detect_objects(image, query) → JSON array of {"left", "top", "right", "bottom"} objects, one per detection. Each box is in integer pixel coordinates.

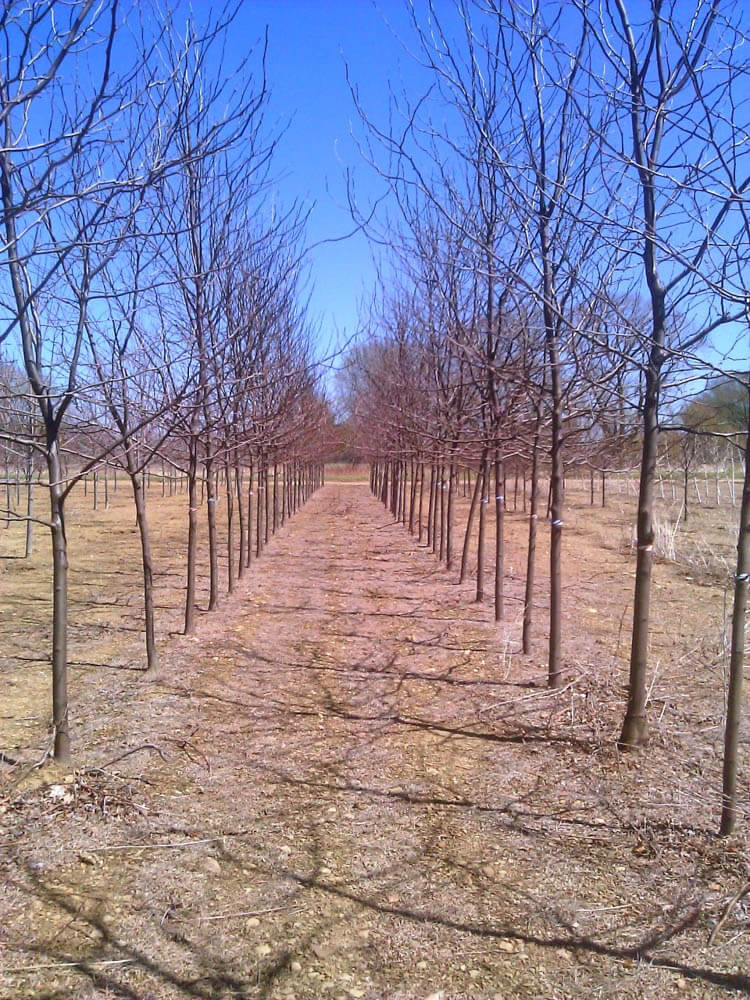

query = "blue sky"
[{"left": 216, "top": 1, "right": 424, "bottom": 365}]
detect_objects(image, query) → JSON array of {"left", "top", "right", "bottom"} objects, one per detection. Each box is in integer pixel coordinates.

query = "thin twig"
[
  {"left": 6, "top": 958, "right": 135, "bottom": 973},
  {"left": 0, "top": 733, "right": 55, "bottom": 798},
  {"left": 708, "top": 881, "right": 750, "bottom": 946},
  {"left": 89, "top": 834, "right": 240, "bottom": 853},
  {"left": 183, "top": 904, "right": 303, "bottom": 922},
  {"left": 81, "top": 743, "right": 167, "bottom": 773}
]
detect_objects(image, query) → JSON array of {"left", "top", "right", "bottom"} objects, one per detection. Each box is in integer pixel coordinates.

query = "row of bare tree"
[
  {"left": 0, "top": 3, "right": 328, "bottom": 763},
  {"left": 341, "top": 0, "right": 750, "bottom": 834}
]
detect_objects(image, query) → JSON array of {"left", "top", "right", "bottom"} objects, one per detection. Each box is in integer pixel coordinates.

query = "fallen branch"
[
  {"left": 183, "top": 904, "right": 304, "bottom": 922},
  {"left": 82, "top": 743, "right": 167, "bottom": 774},
  {"left": 89, "top": 833, "right": 246, "bottom": 853},
  {"left": 708, "top": 881, "right": 750, "bottom": 947},
  {"left": 6, "top": 958, "right": 135, "bottom": 974}
]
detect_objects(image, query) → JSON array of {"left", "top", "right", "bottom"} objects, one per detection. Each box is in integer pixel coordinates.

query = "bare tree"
[
  {"left": 0, "top": 1, "right": 156, "bottom": 762},
  {"left": 581, "top": 0, "right": 750, "bottom": 747}
]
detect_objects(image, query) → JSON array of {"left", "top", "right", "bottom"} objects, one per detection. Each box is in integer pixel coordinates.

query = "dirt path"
[{"left": 1, "top": 483, "right": 748, "bottom": 999}]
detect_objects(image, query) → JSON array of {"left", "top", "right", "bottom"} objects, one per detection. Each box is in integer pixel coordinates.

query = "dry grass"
[{"left": 0, "top": 474, "right": 748, "bottom": 999}]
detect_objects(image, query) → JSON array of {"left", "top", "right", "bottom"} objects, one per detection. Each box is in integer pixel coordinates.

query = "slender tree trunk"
[
  {"left": 427, "top": 464, "right": 435, "bottom": 549},
  {"left": 476, "top": 454, "right": 488, "bottom": 602},
  {"left": 446, "top": 461, "right": 455, "bottom": 570},
  {"left": 257, "top": 462, "right": 265, "bottom": 557},
  {"left": 130, "top": 468, "right": 158, "bottom": 672},
  {"left": 431, "top": 464, "right": 439, "bottom": 554},
  {"left": 523, "top": 414, "right": 542, "bottom": 654},
  {"left": 418, "top": 462, "right": 425, "bottom": 542},
  {"left": 619, "top": 336, "right": 664, "bottom": 748},
  {"left": 408, "top": 459, "right": 417, "bottom": 533},
  {"left": 460, "top": 463, "right": 483, "bottom": 583},
  {"left": 48, "top": 443, "right": 70, "bottom": 763},
  {"left": 204, "top": 456, "right": 219, "bottom": 611},
  {"left": 24, "top": 438, "right": 33, "bottom": 558},
  {"left": 282, "top": 462, "right": 288, "bottom": 526},
  {"left": 494, "top": 452, "right": 504, "bottom": 622},
  {"left": 401, "top": 461, "right": 407, "bottom": 522},
  {"left": 264, "top": 461, "right": 270, "bottom": 544},
  {"left": 439, "top": 462, "right": 446, "bottom": 562},
  {"left": 547, "top": 332, "right": 564, "bottom": 689},
  {"left": 273, "top": 462, "right": 279, "bottom": 533},
  {"left": 225, "top": 457, "right": 235, "bottom": 594},
  {"left": 236, "top": 463, "right": 245, "bottom": 579},
  {"left": 184, "top": 438, "right": 199, "bottom": 635},
  {"left": 247, "top": 461, "right": 254, "bottom": 567},
  {"left": 720, "top": 418, "right": 750, "bottom": 835}
]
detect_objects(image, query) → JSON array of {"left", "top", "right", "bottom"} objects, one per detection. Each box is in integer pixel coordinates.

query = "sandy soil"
[{"left": 0, "top": 479, "right": 748, "bottom": 999}]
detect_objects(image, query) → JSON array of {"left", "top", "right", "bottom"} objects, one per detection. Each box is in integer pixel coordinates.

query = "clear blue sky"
[{"left": 217, "top": 1, "right": 425, "bottom": 366}]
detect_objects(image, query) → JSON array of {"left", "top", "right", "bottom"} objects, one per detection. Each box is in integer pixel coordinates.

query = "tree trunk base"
[{"left": 618, "top": 715, "right": 648, "bottom": 749}]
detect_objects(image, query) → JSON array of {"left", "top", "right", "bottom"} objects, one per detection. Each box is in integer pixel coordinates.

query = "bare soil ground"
[{"left": 1, "top": 476, "right": 748, "bottom": 999}]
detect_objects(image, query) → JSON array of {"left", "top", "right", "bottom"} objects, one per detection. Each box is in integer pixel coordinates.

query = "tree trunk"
[
  {"left": 446, "top": 462, "right": 455, "bottom": 570},
  {"left": 619, "top": 337, "right": 664, "bottom": 748},
  {"left": 683, "top": 462, "right": 689, "bottom": 523},
  {"left": 439, "top": 462, "right": 446, "bottom": 562},
  {"left": 418, "top": 462, "right": 425, "bottom": 542},
  {"left": 273, "top": 462, "right": 279, "bottom": 534},
  {"left": 130, "top": 469, "right": 158, "bottom": 672},
  {"left": 246, "top": 461, "right": 254, "bottom": 567},
  {"left": 264, "top": 461, "right": 270, "bottom": 544},
  {"left": 720, "top": 393, "right": 750, "bottom": 835},
  {"left": 225, "top": 457, "right": 235, "bottom": 594},
  {"left": 547, "top": 327, "right": 564, "bottom": 689},
  {"left": 460, "top": 463, "right": 483, "bottom": 583},
  {"left": 204, "top": 457, "right": 219, "bottom": 611},
  {"left": 476, "top": 453, "right": 488, "bottom": 602},
  {"left": 236, "top": 463, "right": 246, "bottom": 578},
  {"left": 48, "top": 444, "right": 70, "bottom": 764},
  {"left": 522, "top": 414, "right": 541, "bottom": 655},
  {"left": 427, "top": 464, "right": 435, "bottom": 549},
  {"left": 494, "top": 452, "right": 504, "bottom": 622},
  {"left": 184, "top": 438, "right": 199, "bottom": 635},
  {"left": 24, "top": 439, "right": 33, "bottom": 558},
  {"left": 282, "top": 462, "right": 288, "bottom": 526},
  {"left": 257, "top": 462, "right": 265, "bottom": 557},
  {"left": 408, "top": 460, "right": 417, "bottom": 533}
]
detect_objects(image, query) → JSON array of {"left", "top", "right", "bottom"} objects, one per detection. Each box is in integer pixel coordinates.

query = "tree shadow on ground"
[{"left": 6, "top": 822, "right": 749, "bottom": 1000}]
